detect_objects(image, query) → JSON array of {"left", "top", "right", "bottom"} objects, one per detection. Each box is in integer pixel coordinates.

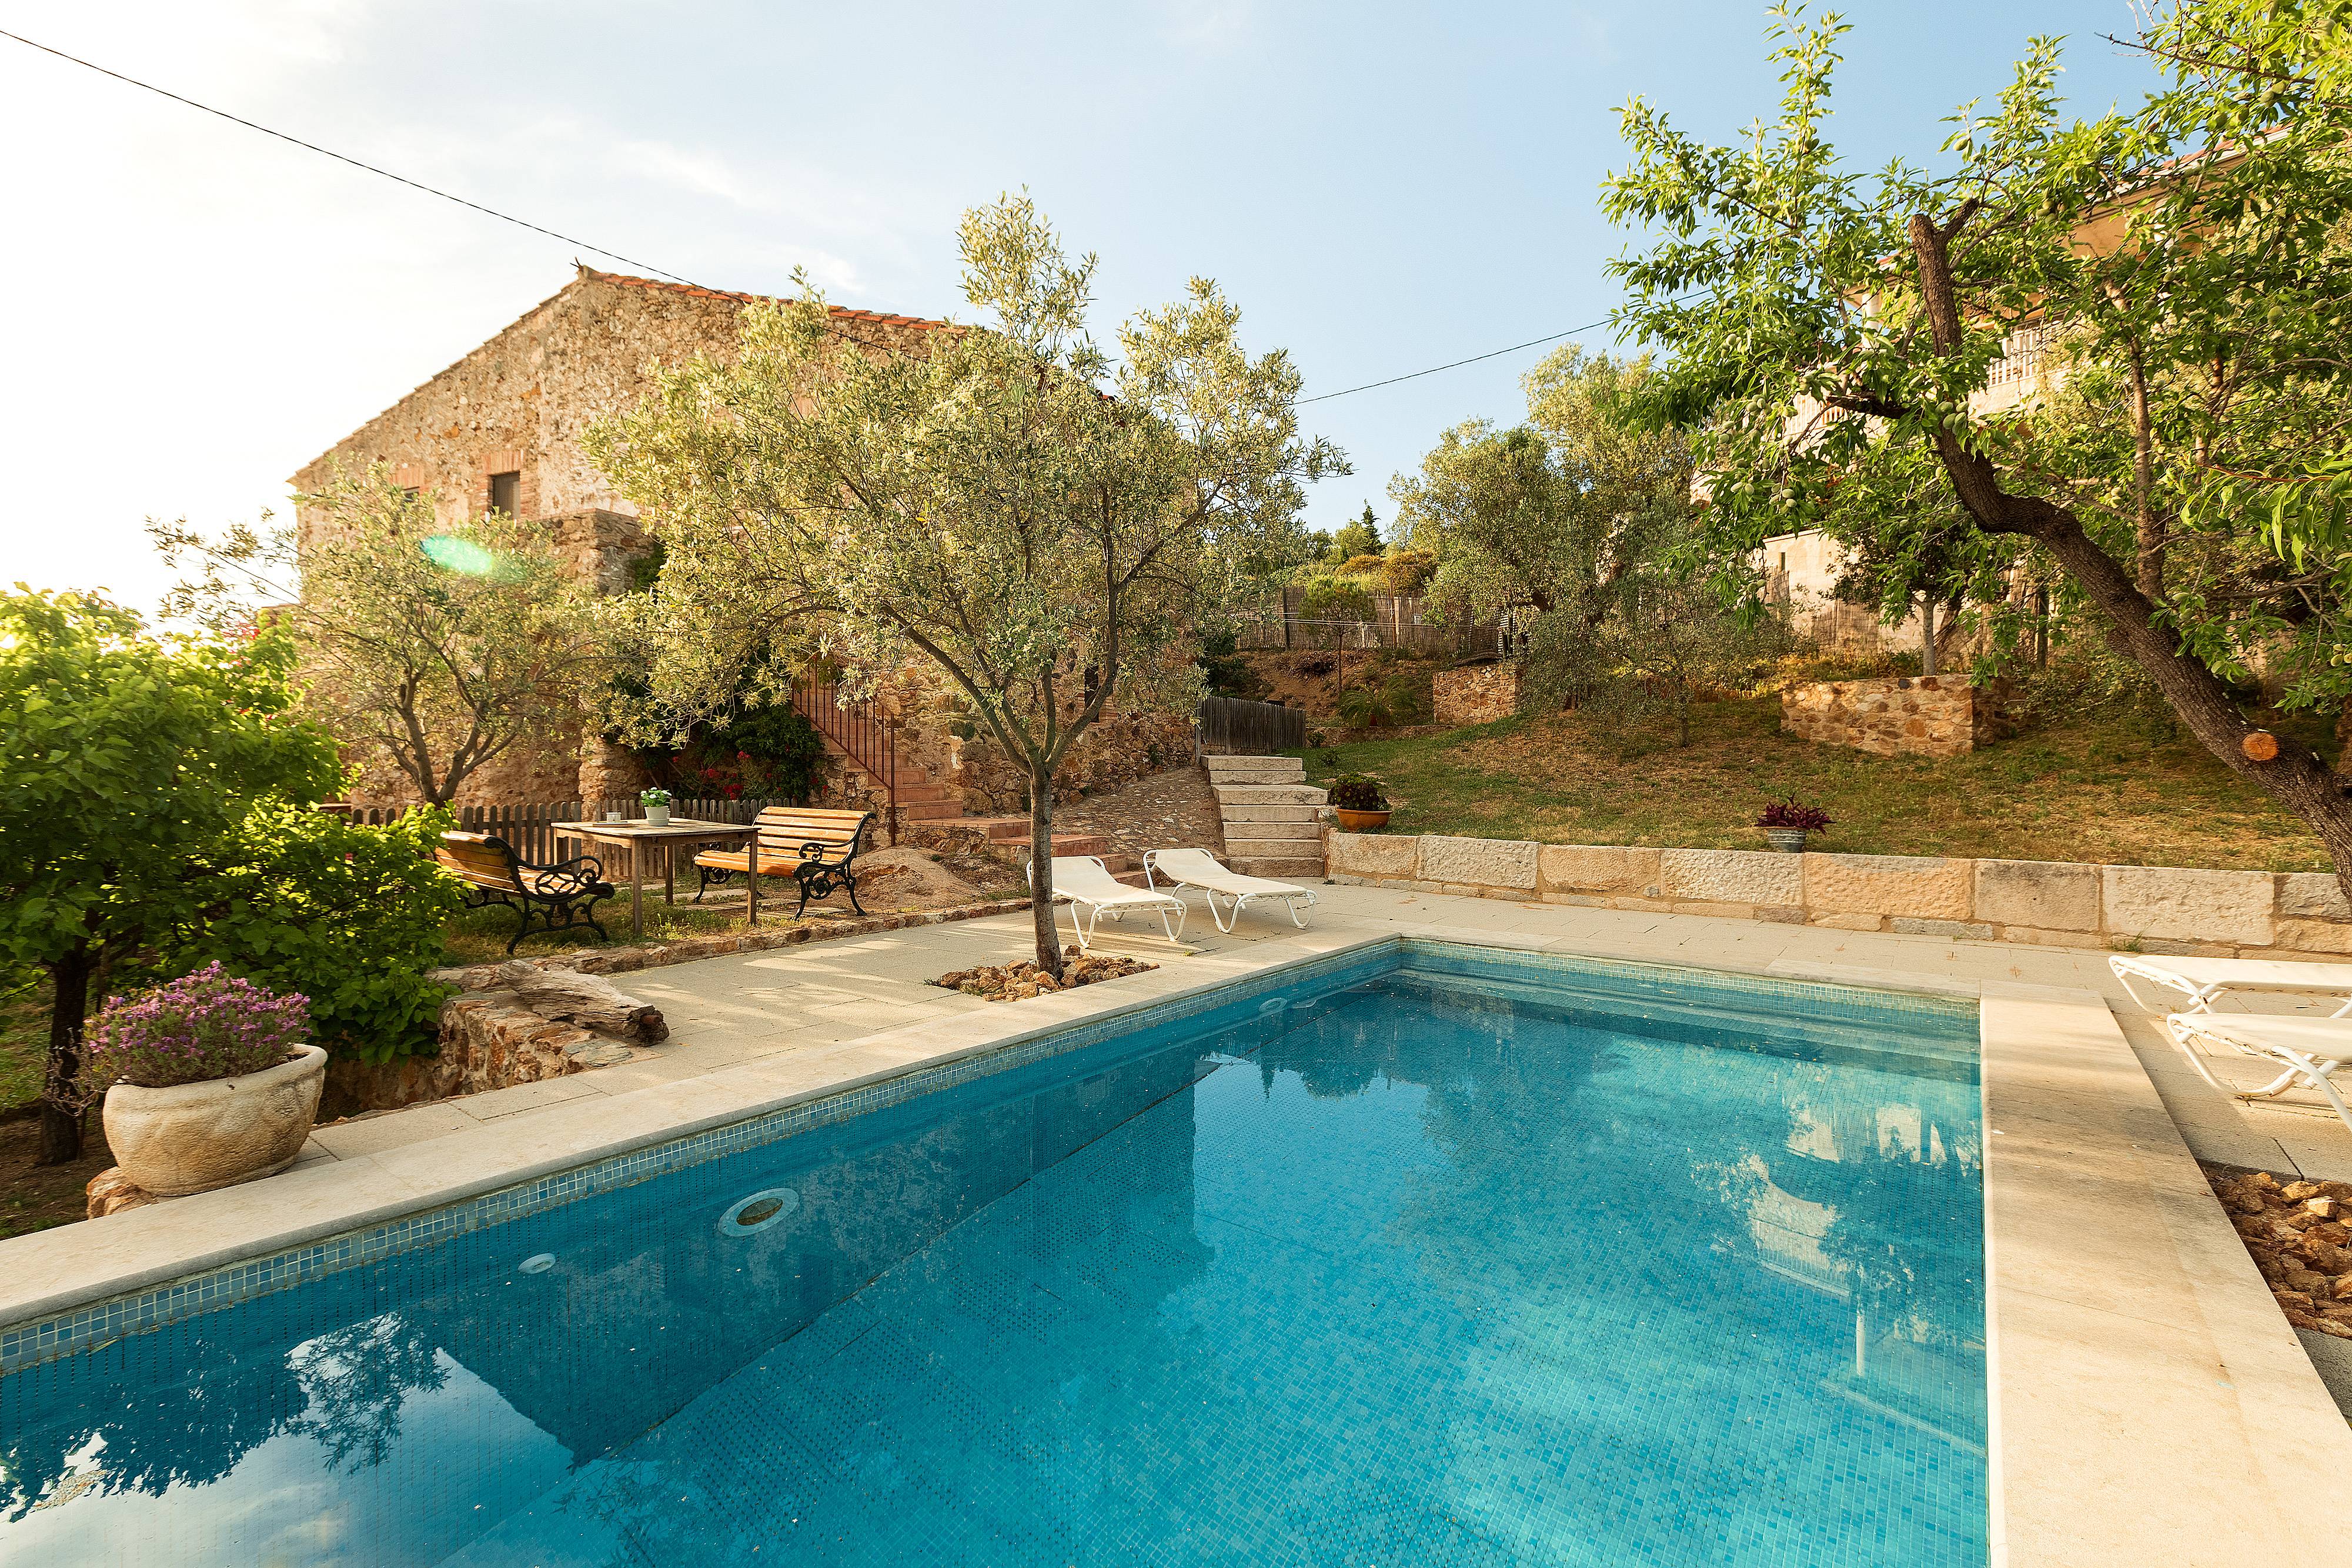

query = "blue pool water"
[{"left": 1, "top": 942, "right": 1986, "bottom": 1566}]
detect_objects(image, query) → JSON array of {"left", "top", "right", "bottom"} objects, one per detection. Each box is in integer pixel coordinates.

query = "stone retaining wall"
[
  {"left": 1326, "top": 831, "right": 2352, "bottom": 958},
  {"left": 1432, "top": 663, "right": 1521, "bottom": 726},
  {"left": 1781, "top": 676, "right": 2010, "bottom": 758}
]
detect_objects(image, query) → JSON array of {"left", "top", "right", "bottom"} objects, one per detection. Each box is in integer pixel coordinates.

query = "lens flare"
[{"left": 419, "top": 535, "right": 496, "bottom": 575}]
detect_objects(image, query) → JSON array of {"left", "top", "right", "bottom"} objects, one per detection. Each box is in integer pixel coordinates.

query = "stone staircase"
[{"left": 1207, "top": 755, "right": 1328, "bottom": 880}]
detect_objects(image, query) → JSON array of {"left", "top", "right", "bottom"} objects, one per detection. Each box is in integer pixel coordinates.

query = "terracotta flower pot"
[
  {"left": 102, "top": 1045, "right": 328, "bottom": 1197},
  {"left": 1335, "top": 808, "right": 1392, "bottom": 832}
]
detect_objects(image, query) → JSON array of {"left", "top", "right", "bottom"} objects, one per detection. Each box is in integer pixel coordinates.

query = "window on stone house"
[{"left": 489, "top": 470, "right": 520, "bottom": 517}]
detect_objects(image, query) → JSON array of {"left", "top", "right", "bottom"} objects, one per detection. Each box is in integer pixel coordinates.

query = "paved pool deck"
[{"left": 8, "top": 883, "right": 2352, "bottom": 1565}]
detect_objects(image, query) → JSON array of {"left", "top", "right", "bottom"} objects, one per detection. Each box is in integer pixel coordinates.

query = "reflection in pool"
[{"left": 2, "top": 942, "right": 1984, "bottom": 1566}]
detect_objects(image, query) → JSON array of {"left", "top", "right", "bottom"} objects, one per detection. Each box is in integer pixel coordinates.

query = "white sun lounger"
[
  {"left": 2164, "top": 1013, "right": 2352, "bottom": 1135},
  {"left": 2109, "top": 954, "right": 2352, "bottom": 1018},
  {"left": 1028, "top": 855, "right": 1187, "bottom": 950},
  {"left": 1142, "top": 847, "right": 1317, "bottom": 934}
]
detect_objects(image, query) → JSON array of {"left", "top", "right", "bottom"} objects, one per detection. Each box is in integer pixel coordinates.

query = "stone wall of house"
[
  {"left": 889, "top": 702, "right": 1196, "bottom": 817},
  {"left": 1781, "top": 676, "right": 2011, "bottom": 758},
  {"left": 1325, "top": 830, "right": 2352, "bottom": 959},
  {"left": 1432, "top": 662, "right": 1521, "bottom": 726},
  {"left": 292, "top": 269, "right": 941, "bottom": 540},
  {"left": 294, "top": 269, "right": 943, "bottom": 809}
]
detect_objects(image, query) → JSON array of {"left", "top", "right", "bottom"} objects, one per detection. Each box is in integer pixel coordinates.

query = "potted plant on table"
[
  {"left": 1756, "top": 795, "right": 1832, "bottom": 852},
  {"left": 89, "top": 963, "right": 325, "bottom": 1198},
  {"left": 1329, "top": 773, "right": 1393, "bottom": 832},
  {"left": 640, "top": 785, "right": 672, "bottom": 826}
]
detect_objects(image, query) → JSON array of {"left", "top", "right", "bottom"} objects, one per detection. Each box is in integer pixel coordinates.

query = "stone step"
[
  {"left": 1217, "top": 803, "right": 1325, "bottom": 824},
  {"left": 1206, "top": 758, "right": 1304, "bottom": 780},
  {"left": 1213, "top": 784, "right": 1328, "bottom": 807},
  {"left": 1227, "top": 855, "right": 1325, "bottom": 880},
  {"left": 945, "top": 815, "right": 1032, "bottom": 841},
  {"left": 1219, "top": 818, "right": 1320, "bottom": 841},
  {"left": 894, "top": 783, "right": 954, "bottom": 802},
  {"left": 896, "top": 800, "right": 964, "bottom": 821},
  {"left": 1225, "top": 834, "right": 1326, "bottom": 858}
]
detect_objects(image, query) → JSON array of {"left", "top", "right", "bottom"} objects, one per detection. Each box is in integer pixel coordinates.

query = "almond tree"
[
  {"left": 588, "top": 196, "right": 1341, "bottom": 976},
  {"left": 1605, "top": 3, "right": 2352, "bottom": 896}
]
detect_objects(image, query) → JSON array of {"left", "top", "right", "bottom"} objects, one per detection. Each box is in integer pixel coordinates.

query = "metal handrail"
[{"left": 790, "top": 680, "right": 900, "bottom": 842}]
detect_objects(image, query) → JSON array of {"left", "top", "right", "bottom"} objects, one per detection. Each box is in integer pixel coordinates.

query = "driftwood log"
[{"left": 494, "top": 962, "right": 669, "bottom": 1043}]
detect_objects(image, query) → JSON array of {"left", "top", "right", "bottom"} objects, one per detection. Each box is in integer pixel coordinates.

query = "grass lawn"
[
  {"left": 1308, "top": 698, "right": 2332, "bottom": 871},
  {"left": 439, "top": 896, "right": 756, "bottom": 967}
]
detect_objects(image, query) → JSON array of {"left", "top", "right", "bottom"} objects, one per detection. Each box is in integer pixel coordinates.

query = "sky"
[{"left": 0, "top": 0, "right": 2160, "bottom": 613}]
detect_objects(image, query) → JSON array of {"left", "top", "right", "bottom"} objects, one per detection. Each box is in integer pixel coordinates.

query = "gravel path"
[{"left": 1057, "top": 765, "right": 1226, "bottom": 859}]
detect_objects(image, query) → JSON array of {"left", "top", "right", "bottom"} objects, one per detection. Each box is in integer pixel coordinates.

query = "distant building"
[{"left": 1758, "top": 322, "right": 2068, "bottom": 660}]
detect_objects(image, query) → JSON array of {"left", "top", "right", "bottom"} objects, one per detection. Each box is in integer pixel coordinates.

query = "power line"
[
  {"left": 0, "top": 27, "right": 701, "bottom": 287},
  {"left": 1296, "top": 315, "right": 1620, "bottom": 404},
  {"left": 5, "top": 25, "right": 1675, "bottom": 415}
]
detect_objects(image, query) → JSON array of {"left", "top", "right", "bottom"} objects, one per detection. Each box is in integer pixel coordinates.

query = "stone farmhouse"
[{"left": 294, "top": 266, "right": 1192, "bottom": 827}]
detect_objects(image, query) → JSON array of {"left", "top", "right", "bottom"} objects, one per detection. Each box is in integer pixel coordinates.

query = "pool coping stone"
[{"left": 4, "top": 897, "right": 2348, "bottom": 1564}]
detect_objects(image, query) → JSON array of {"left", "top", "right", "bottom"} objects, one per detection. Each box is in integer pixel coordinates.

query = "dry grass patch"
[{"left": 1309, "top": 697, "right": 2331, "bottom": 870}]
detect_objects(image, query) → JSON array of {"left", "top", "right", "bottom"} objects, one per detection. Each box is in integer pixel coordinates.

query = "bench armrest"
[{"left": 519, "top": 850, "right": 607, "bottom": 895}]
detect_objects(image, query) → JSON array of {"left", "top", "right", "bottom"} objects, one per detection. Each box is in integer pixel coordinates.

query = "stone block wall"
[
  {"left": 1432, "top": 662, "right": 1521, "bottom": 726},
  {"left": 1780, "top": 676, "right": 2010, "bottom": 758},
  {"left": 1325, "top": 831, "right": 2352, "bottom": 959}
]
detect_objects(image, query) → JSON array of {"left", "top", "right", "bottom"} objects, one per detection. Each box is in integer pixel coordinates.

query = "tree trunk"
[
  {"left": 38, "top": 945, "right": 95, "bottom": 1166},
  {"left": 1919, "top": 594, "right": 1938, "bottom": 677},
  {"left": 2017, "top": 502, "right": 2352, "bottom": 904},
  {"left": 1028, "top": 767, "right": 1065, "bottom": 979}
]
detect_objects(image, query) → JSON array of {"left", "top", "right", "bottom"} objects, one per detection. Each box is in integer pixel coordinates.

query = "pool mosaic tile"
[{"left": 1, "top": 942, "right": 1985, "bottom": 1565}]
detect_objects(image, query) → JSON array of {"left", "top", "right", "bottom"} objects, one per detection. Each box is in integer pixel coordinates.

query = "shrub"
[
  {"left": 1201, "top": 652, "right": 1269, "bottom": 700},
  {"left": 1337, "top": 686, "right": 1392, "bottom": 728},
  {"left": 143, "top": 803, "right": 464, "bottom": 1064},
  {"left": 85, "top": 962, "right": 308, "bottom": 1091},
  {"left": 1329, "top": 774, "right": 1389, "bottom": 811}
]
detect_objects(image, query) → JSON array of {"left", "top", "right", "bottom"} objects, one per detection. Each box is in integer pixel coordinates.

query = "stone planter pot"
[
  {"left": 644, "top": 804, "right": 671, "bottom": 826},
  {"left": 1761, "top": 827, "right": 1810, "bottom": 853},
  {"left": 102, "top": 1045, "right": 328, "bottom": 1197},
  {"left": 1335, "top": 808, "right": 1392, "bottom": 833}
]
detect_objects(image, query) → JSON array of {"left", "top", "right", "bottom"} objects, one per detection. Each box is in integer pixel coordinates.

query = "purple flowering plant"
[{"left": 83, "top": 962, "right": 310, "bottom": 1091}]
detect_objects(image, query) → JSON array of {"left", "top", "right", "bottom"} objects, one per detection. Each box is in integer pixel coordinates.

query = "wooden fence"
[
  {"left": 1230, "top": 589, "right": 1509, "bottom": 658},
  {"left": 336, "top": 797, "right": 787, "bottom": 865},
  {"left": 1197, "top": 696, "right": 1305, "bottom": 754}
]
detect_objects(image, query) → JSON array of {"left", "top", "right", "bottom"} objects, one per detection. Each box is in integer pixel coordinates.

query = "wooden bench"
[
  {"left": 435, "top": 831, "right": 616, "bottom": 954},
  {"left": 691, "top": 806, "right": 874, "bottom": 918}
]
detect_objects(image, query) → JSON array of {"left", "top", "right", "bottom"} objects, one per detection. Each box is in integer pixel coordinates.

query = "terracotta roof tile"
[{"left": 585, "top": 268, "right": 952, "bottom": 332}]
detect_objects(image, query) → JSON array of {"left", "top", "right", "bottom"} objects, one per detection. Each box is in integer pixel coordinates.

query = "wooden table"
[{"left": 552, "top": 818, "right": 763, "bottom": 941}]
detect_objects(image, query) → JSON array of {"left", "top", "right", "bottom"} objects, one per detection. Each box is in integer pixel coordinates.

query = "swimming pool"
[{"left": 1, "top": 940, "right": 1986, "bottom": 1566}]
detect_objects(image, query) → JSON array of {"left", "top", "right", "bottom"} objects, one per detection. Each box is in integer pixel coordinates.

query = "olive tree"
[
  {"left": 154, "top": 466, "right": 604, "bottom": 804},
  {"left": 1603, "top": 2, "right": 2352, "bottom": 895},
  {"left": 587, "top": 196, "right": 1341, "bottom": 976},
  {"left": 1393, "top": 346, "right": 1693, "bottom": 632}
]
